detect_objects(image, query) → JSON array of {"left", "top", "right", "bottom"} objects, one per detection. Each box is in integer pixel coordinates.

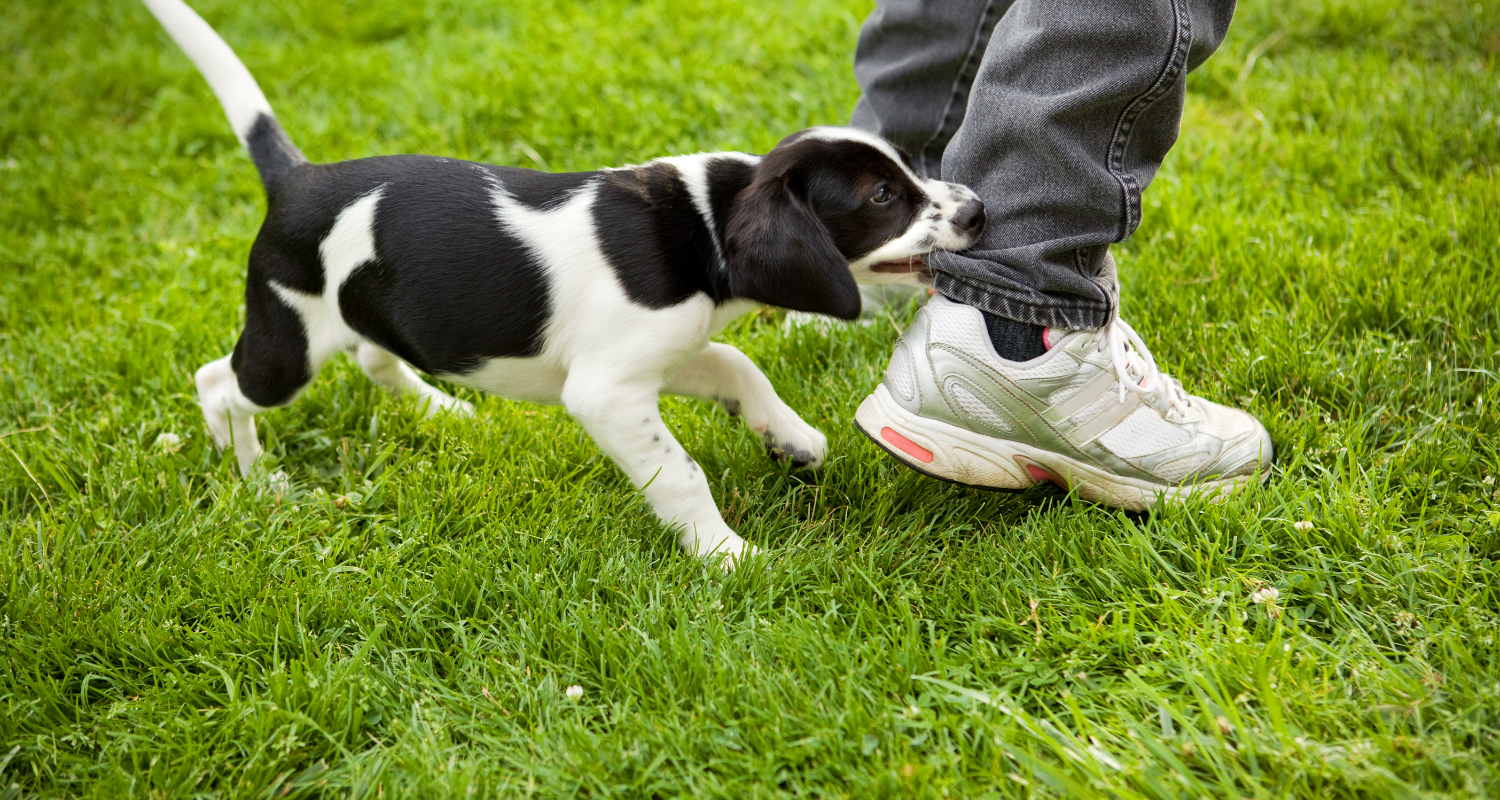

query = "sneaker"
[{"left": 855, "top": 295, "right": 1272, "bottom": 511}]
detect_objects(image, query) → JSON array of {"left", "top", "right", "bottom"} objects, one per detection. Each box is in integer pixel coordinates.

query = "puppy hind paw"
[
  {"left": 196, "top": 370, "right": 236, "bottom": 449},
  {"left": 245, "top": 468, "right": 293, "bottom": 501},
  {"left": 680, "top": 525, "right": 757, "bottom": 570},
  {"left": 265, "top": 469, "right": 292, "bottom": 499},
  {"left": 201, "top": 415, "right": 233, "bottom": 451},
  {"left": 716, "top": 542, "right": 762, "bottom": 572}
]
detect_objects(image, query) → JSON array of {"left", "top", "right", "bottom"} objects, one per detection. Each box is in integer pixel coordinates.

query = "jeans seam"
[
  {"left": 916, "top": 0, "right": 1001, "bottom": 178},
  {"left": 1073, "top": 244, "right": 1116, "bottom": 321},
  {"left": 1105, "top": 0, "right": 1191, "bottom": 240}
]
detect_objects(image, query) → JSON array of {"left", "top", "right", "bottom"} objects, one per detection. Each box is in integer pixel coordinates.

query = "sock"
[{"left": 981, "top": 310, "right": 1046, "bottom": 362}]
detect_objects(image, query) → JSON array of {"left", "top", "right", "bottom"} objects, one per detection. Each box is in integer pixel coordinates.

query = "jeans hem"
[{"left": 933, "top": 272, "right": 1113, "bottom": 330}]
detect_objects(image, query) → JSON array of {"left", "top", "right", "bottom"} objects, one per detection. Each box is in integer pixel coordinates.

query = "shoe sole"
[{"left": 854, "top": 384, "right": 1266, "bottom": 512}]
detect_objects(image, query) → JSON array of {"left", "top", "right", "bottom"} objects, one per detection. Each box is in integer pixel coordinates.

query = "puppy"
[{"left": 142, "top": 0, "right": 984, "bottom": 565}]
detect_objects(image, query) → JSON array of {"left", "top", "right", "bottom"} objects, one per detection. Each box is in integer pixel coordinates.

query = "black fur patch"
[
  {"left": 795, "top": 139, "right": 925, "bottom": 260},
  {"left": 706, "top": 157, "right": 757, "bottom": 254},
  {"left": 227, "top": 198, "right": 337, "bottom": 406},
  {"left": 235, "top": 155, "right": 599, "bottom": 380},
  {"left": 339, "top": 157, "right": 593, "bottom": 373},
  {"left": 232, "top": 265, "right": 311, "bottom": 407},
  {"left": 593, "top": 162, "right": 728, "bottom": 308},
  {"left": 245, "top": 113, "right": 308, "bottom": 197}
]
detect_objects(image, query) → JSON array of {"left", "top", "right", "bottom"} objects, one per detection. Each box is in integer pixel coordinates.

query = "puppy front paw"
[{"left": 760, "top": 418, "right": 828, "bottom": 470}]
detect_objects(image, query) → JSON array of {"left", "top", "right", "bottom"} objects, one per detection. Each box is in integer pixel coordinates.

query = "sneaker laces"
[{"left": 1097, "top": 318, "right": 1190, "bottom": 415}]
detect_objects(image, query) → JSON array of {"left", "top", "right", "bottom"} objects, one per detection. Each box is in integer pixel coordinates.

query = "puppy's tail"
[{"left": 141, "top": 0, "right": 307, "bottom": 194}]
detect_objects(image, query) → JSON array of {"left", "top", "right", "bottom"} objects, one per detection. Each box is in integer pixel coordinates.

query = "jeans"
[{"left": 851, "top": 0, "right": 1236, "bottom": 330}]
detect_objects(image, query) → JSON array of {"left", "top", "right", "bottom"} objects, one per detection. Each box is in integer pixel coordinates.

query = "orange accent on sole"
[
  {"left": 881, "top": 427, "right": 934, "bottom": 463},
  {"left": 1023, "top": 463, "right": 1067, "bottom": 489}
]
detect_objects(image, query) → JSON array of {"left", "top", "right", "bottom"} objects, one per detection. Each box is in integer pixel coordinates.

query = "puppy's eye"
[{"left": 871, "top": 186, "right": 892, "bottom": 204}]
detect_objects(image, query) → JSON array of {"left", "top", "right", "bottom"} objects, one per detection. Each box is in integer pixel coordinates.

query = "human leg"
[
  {"left": 929, "top": 0, "right": 1237, "bottom": 331},
  {"left": 850, "top": 0, "right": 1005, "bottom": 180},
  {"left": 854, "top": 0, "right": 1236, "bottom": 332},
  {"left": 852, "top": 0, "right": 1272, "bottom": 507}
]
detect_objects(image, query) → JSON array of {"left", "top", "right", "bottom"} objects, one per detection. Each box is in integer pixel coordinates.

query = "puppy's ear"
[{"left": 723, "top": 172, "right": 862, "bottom": 320}]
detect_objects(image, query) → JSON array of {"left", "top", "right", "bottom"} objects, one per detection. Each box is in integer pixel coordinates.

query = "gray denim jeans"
[{"left": 851, "top": 0, "right": 1236, "bottom": 330}]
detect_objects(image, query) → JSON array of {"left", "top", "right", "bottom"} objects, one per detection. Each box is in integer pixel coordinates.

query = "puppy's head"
[{"left": 724, "top": 127, "right": 984, "bottom": 320}]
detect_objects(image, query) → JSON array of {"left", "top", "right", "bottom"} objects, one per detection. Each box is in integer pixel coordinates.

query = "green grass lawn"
[{"left": 3, "top": 0, "right": 1499, "bottom": 796}]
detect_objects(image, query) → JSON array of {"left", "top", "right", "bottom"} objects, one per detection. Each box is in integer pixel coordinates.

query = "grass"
[{"left": 2, "top": 0, "right": 1499, "bottom": 796}]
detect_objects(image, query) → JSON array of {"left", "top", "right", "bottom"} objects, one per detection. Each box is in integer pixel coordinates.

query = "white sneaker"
[{"left": 855, "top": 295, "right": 1273, "bottom": 511}]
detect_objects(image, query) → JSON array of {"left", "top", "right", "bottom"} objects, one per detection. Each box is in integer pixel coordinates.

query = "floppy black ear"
[{"left": 723, "top": 172, "right": 862, "bottom": 320}]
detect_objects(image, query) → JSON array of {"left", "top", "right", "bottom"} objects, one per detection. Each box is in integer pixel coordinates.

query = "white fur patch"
[
  {"left": 269, "top": 188, "right": 383, "bottom": 366},
  {"left": 657, "top": 153, "right": 758, "bottom": 272},
  {"left": 319, "top": 187, "right": 385, "bottom": 292}
]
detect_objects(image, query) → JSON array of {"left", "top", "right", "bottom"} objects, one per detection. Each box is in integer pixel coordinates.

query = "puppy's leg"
[
  {"left": 562, "top": 370, "right": 751, "bottom": 566},
  {"left": 355, "top": 342, "right": 473, "bottom": 417},
  {"left": 199, "top": 279, "right": 321, "bottom": 478},
  {"left": 196, "top": 355, "right": 267, "bottom": 475},
  {"left": 664, "top": 342, "right": 827, "bottom": 468}
]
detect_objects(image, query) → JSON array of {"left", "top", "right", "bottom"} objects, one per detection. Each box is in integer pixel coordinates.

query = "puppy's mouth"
[{"left": 868, "top": 254, "right": 933, "bottom": 281}]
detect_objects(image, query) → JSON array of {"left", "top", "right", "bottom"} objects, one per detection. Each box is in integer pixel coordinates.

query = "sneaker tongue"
[
  {"left": 1050, "top": 328, "right": 1148, "bottom": 388},
  {"left": 1044, "top": 327, "right": 1083, "bottom": 351}
]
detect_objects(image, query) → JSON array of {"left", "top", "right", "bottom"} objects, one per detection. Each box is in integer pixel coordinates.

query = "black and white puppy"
[{"left": 143, "top": 0, "right": 984, "bottom": 565}]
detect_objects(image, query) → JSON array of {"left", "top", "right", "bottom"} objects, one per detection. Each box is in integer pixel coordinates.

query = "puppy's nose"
[{"left": 954, "top": 199, "right": 985, "bottom": 236}]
